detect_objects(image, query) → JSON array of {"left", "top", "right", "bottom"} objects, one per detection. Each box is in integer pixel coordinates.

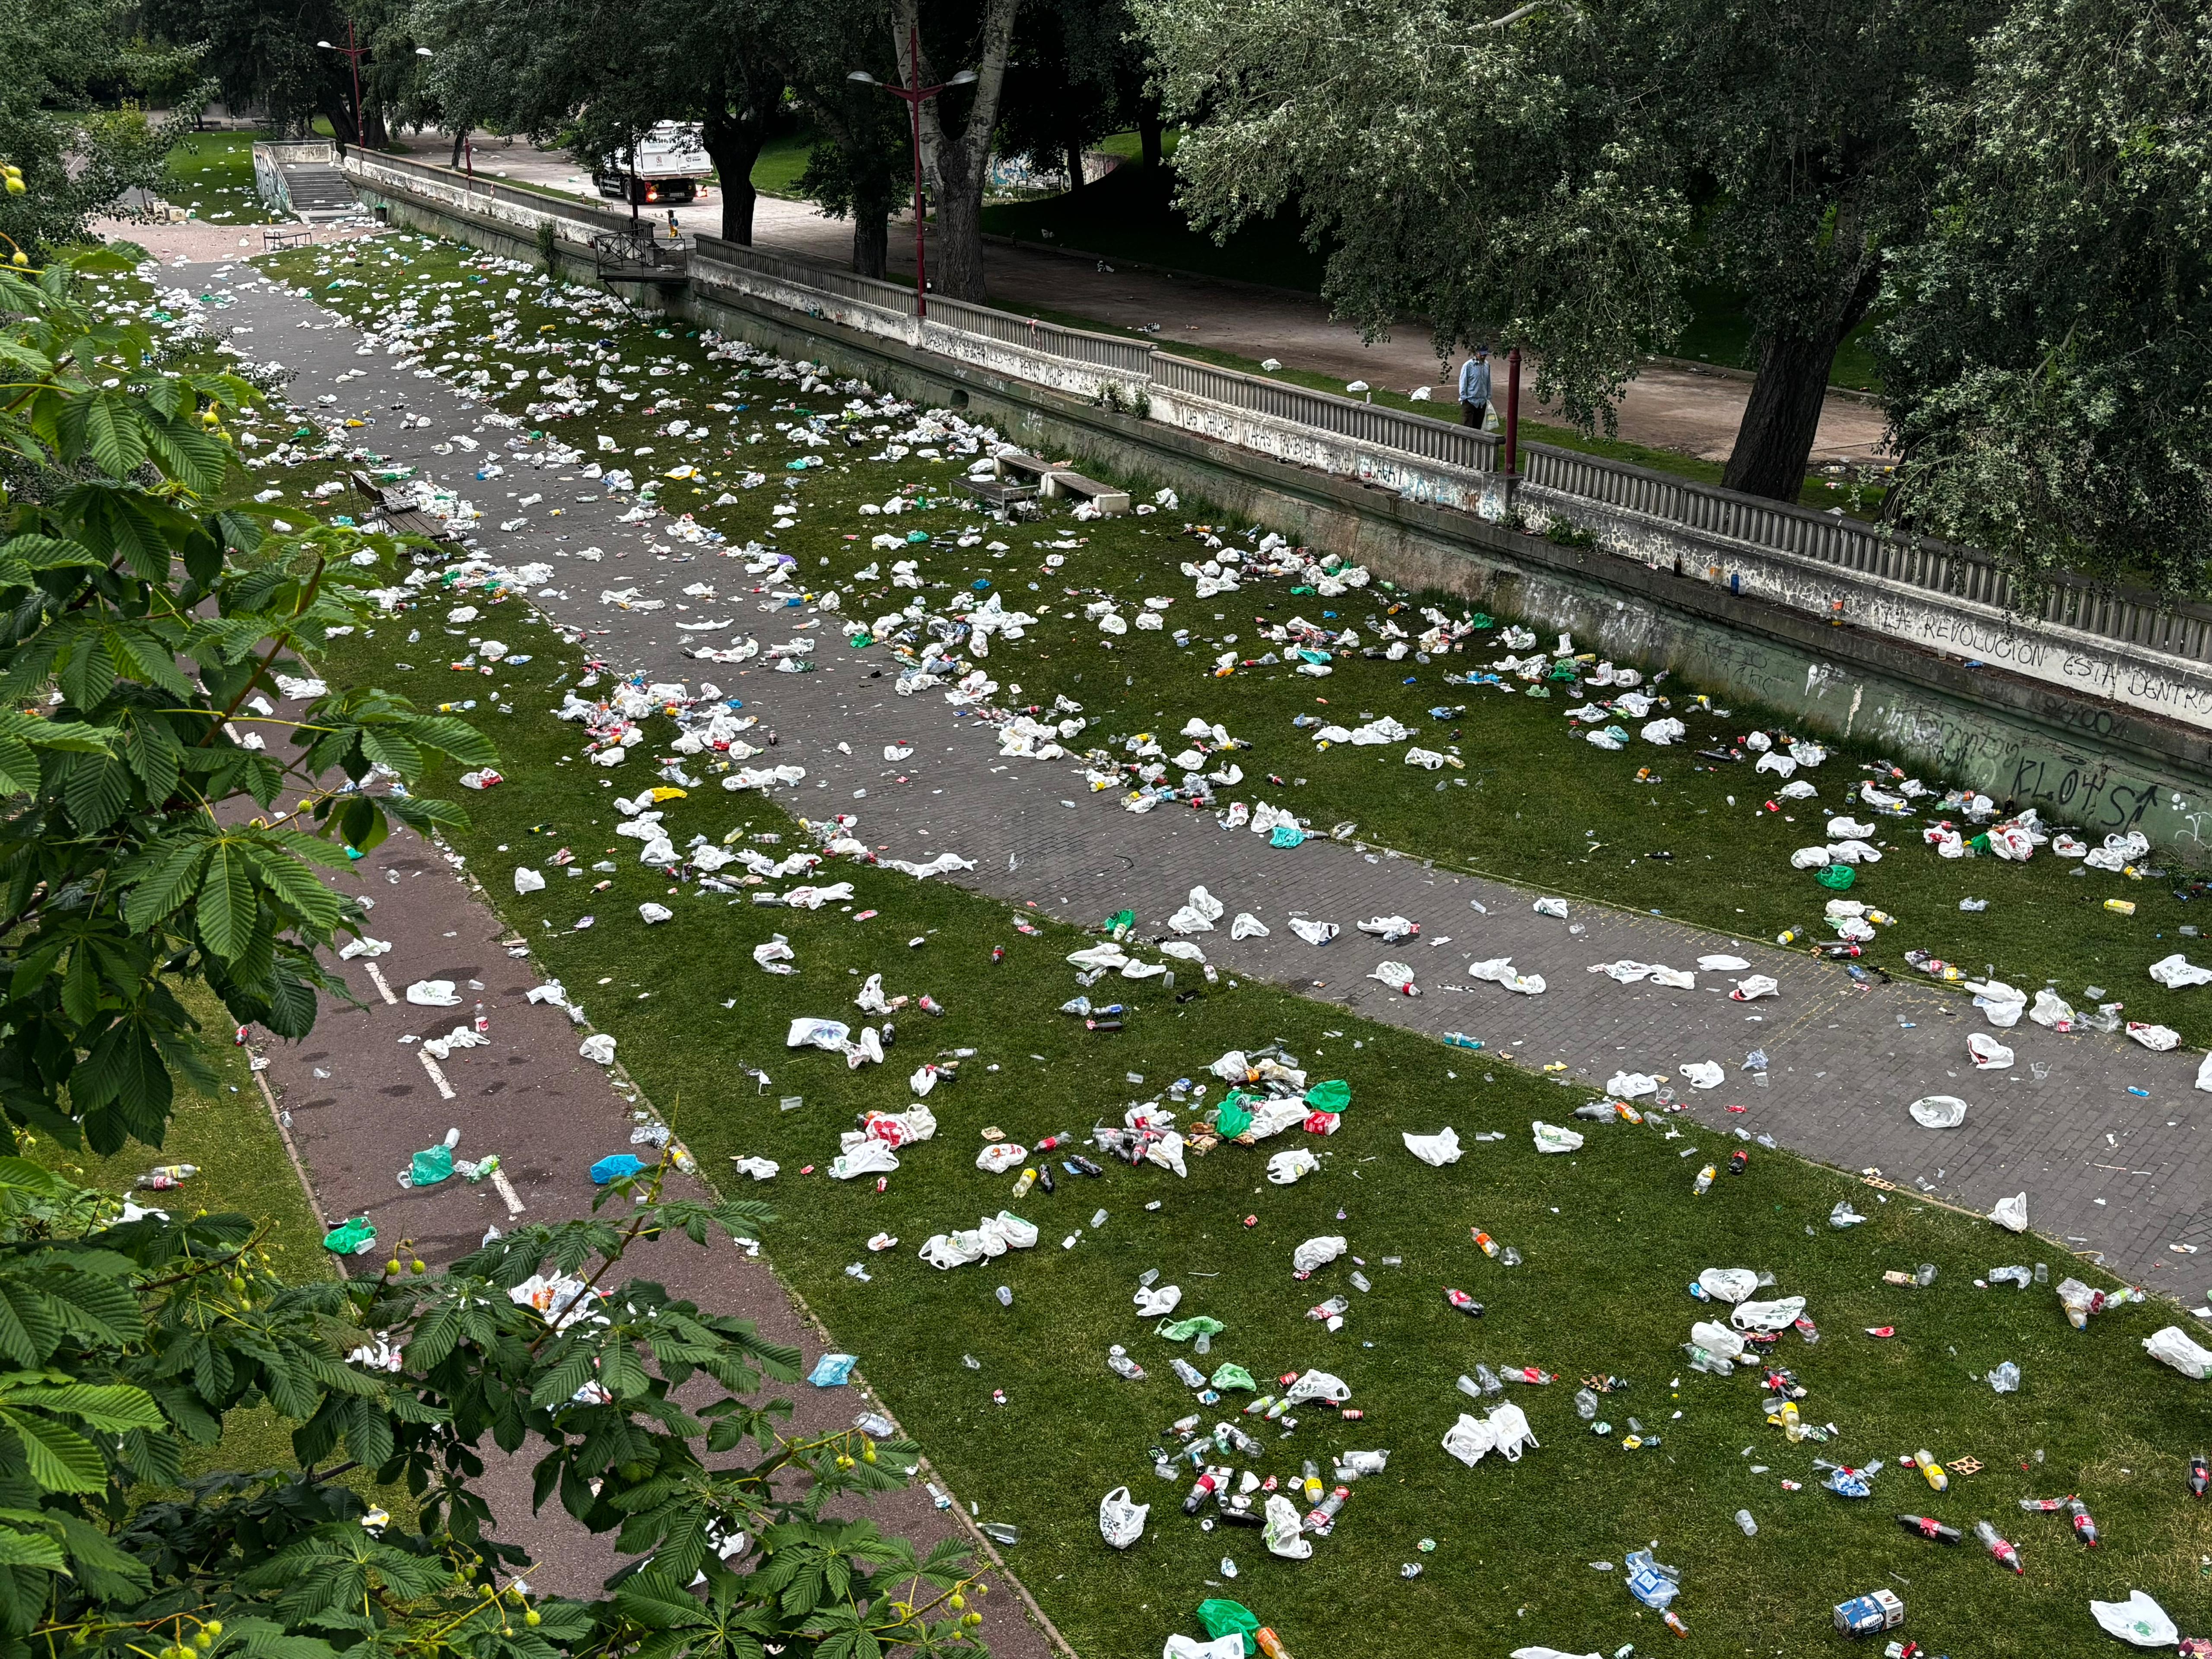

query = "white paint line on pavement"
[
  {"left": 365, "top": 961, "right": 398, "bottom": 1005},
  {"left": 489, "top": 1166, "right": 525, "bottom": 1217},
  {"left": 418, "top": 1050, "right": 456, "bottom": 1100}
]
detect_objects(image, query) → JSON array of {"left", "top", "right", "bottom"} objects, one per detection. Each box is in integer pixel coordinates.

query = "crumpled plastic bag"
[
  {"left": 1831, "top": 1200, "right": 1869, "bottom": 1228},
  {"left": 2150, "top": 952, "right": 2212, "bottom": 989},
  {"left": 1147, "top": 1131, "right": 1189, "bottom": 1178},
  {"left": 2142, "top": 1325, "right": 2212, "bottom": 1379},
  {"left": 1532, "top": 1120, "right": 1584, "bottom": 1154},
  {"left": 1283, "top": 1368, "right": 1351, "bottom": 1404},
  {"left": 1134, "top": 1283, "right": 1182, "bottom": 1318},
  {"left": 1697, "top": 1267, "right": 1758, "bottom": 1303},
  {"left": 1267, "top": 1147, "right": 1318, "bottom": 1185},
  {"left": 1169, "top": 885, "right": 1226, "bottom": 933},
  {"left": 2090, "top": 1592, "right": 2178, "bottom": 1649},
  {"left": 1968, "top": 1033, "right": 2014, "bottom": 1069},
  {"left": 1293, "top": 1234, "right": 1348, "bottom": 1274},
  {"left": 787, "top": 1017, "right": 852, "bottom": 1050},
  {"left": 1163, "top": 1638, "right": 1245, "bottom": 1659},
  {"left": 1691, "top": 1319, "right": 1747, "bottom": 1360},
  {"left": 1989, "top": 1190, "right": 2029, "bottom": 1233},
  {"left": 1681, "top": 1061, "right": 1724, "bottom": 1090},
  {"left": 2029, "top": 988, "right": 2079, "bottom": 1030},
  {"left": 831, "top": 1141, "right": 901, "bottom": 1180},
  {"left": 1403, "top": 1126, "right": 1463, "bottom": 1166},
  {"left": 1909, "top": 1094, "right": 1969, "bottom": 1129},
  {"left": 1442, "top": 1411, "right": 1499, "bottom": 1468},
  {"left": 578, "top": 1033, "right": 617, "bottom": 1065},
  {"left": 1606, "top": 1071, "right": 1659, "bottom": 1100},
  {"left": 1730, "top": 975, "right": 1779, "bottom": 1002},
  {"left": 976, "top": 1142, "right": 1028, "bottom": 1173},
  {"left": 1510, "top": 1650, "right": 1603, "bottom": 1659},
  {"left": 1262, "top": 1492, "right": 1311, "bottom": 1559},
  {"left": 1288, "top": 916, "right": 1338, "bottom": 946},
  {"left": 1098, "top": 1485, "right": 1149, "bottom": 1550},
  {"left": 1969, "top": 979, "right": 2027, "bottom": 1028},
  {"left": 514, "top": 867, "right": 545, "bottom": 894},
  {"left": 1697, "top": 953, "right": 1750, "bottom": 971},
  {"left": 1369, "top": 959, "right": 1418, "bottom": 994},
  {"left": 2126, "top": 1021, "right": 2180, "bottom": 1052},
  {"left": 407, "top": 979, "right": 461, "bottom": 1007},
  {"left": 1469, "top": 957, "right": 1547, "bottom": 995},
  {"left": 1158, "top": 1316, "right": 1225, "bottom": 1343},
  {"left": 1230, "top": 912, "right": 1269, "bottom": 939},
  {"left": 2055, "top": 1276, "right": 2106, "bottom": 1330},
  {"left": 918, "top": 1231, "right": 983, "bottom": 1270},
  {"left": 1731, "top": 1295, "right": 1805, "bottom": 1332}
]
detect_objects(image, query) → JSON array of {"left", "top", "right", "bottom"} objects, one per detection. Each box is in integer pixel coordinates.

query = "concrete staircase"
[{"left": 280, "top": 165, "right": 360, "bottom": 221}]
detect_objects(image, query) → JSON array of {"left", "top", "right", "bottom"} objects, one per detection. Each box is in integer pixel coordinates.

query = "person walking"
[{"left": 1459, "top": 347, "right": 1492, "bottom": 429}]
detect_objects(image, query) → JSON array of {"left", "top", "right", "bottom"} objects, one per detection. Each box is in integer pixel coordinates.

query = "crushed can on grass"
[{"left": 1834, "top": 1588, "right": 1904, "bottom": 1637}]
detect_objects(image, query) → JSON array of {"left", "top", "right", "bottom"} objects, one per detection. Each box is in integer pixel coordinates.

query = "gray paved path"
[{"left": 210, "top": 251, "right": 2210, "bottom": 1319}]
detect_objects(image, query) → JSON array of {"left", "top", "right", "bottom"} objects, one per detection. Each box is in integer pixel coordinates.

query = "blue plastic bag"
[
  {"left": 590, "top": 1154, "right": 646, "bottom": 1185},
  {"left": 808, "top": 1352, "right": 859, "bottom": 1387}
]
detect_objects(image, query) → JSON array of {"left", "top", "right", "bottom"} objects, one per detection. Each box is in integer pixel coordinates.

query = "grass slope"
[{"left": 224, "top": 232, "right": 2212, "bottom": 1657}]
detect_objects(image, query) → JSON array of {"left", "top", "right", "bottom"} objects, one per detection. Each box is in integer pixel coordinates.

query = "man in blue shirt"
[{"left": 1459, "top": 348, "right": 1492, "bottom": 428}]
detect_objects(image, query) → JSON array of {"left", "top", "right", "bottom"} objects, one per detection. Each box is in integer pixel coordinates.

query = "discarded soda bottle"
[
  {"left": 1471, "top": 1229, "right": 1500, "bottom": 1258},
  {"left": 1106, "top": 1348, "right": 1146, "bottom": 1381},
  {"left": 1692, "top": 1164, "right": 1716, "bottom": 1196},
  {"left": 1307, "top": 1296, "right": 1350, "bottom": 1330},
  {"left": 1303, "top": 1485, "right": 1349, "bottom": 1535},
  {"left": 1443, "top": 1031, "right": 1483, "bottom": 1051},
  {"left": 1011, "top": 1168, "right": 1037, "bottom": 1198},
  {"left": 1916, "top": 1451, "right": 1947, "bottom": 1491},
  {"left": 1182, "top": 1467, "right": 1225, "bottom": 1514},
  {"left": 1255, "top": 1630, "right": 1293, "bottom": 1659},
  {"left": 2191, "top": 1455, "right": 2209, "bottom": 1498},
  {"left": 1300, "top": 1459, "right": 1323, "bottom": 1504},
  {"left": 1794, "top": 1315, "right": 1821, "bottom": 1345},
  {"left": 1475, "top": 1362, "right": 1504, "bottom": 1394},
  {"left": 1172, "top": 1358, "right": 1208, "bottom": 1388},
  {"left": 1975, "top": 1520, "right": 2023, "bottom": 1574},
  {"left": 136, "top": 1163, "right": 200, "bottom": 1191},
  {"left": 1897, "top": 1514, "right": 1961, "bottom": 1544},
  {"left": 1776, "top": 924, "right": 1810, "bottom": 945},
  {"left": 1444, "top": 1288, "right": 1484, "bottom": 1317},
  {"left": 2066, "top": 1495, "right": 2099, "bottom": 1546},
  {"left": 1728, "top": 1150, "right": 1749, "bottom": 1175}
]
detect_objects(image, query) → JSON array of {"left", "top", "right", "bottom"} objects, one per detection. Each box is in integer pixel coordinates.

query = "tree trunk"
[
  {"left": 1063, "top": 114, "right": 1087, "bottom": 193},
  {"left": 852, "top": 173, "right": 891, "bottom": 277},
  {"left": 1137, "top": 99, "right": 1163, "bottom": 169},
  {"left": 1721, "top": 324, "right": 1846, "bottom": 501},
  {"left": 893, "top": 0, "right": 1019, "bottom": 303},
  {"left": 362, "top": 102, "right": 389, "bottom": 150},
  {"left": 702, "top": 110, "right": 766, "bottom": 244},
  {"left": 449, "top": 127, "right": 467, "bottom": 168}
]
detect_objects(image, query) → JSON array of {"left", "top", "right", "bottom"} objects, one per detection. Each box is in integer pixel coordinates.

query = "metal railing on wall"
[{"left": 348, "top": 158, "right": 2212, "bottom": 667}]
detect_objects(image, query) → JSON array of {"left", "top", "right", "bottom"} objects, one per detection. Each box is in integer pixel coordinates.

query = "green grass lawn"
[
  {"left": 229, "top": 229, "right": 2212, "bottom": 1657},
  {"left": 164, "top": 132, "right": 276, "bottom": 225},
  {"left": 750, "top": 129, "right": 818, "bottom": 200}
]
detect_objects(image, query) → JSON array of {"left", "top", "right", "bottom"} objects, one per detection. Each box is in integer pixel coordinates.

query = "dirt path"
[{"left": 384, "top": 133, "right": 1891, "bottom": 469}]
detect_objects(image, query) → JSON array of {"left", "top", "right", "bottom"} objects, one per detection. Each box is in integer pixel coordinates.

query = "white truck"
[{"left": 592, "top": 121, "right": 711, "bottom": 207}]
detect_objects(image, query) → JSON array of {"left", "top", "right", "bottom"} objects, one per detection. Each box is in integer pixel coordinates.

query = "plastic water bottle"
[
  {"left": 1575, "top": 1387, "right": 1599, "bottom": 1420},
  {"left": 1693, "top": 1164, "right": 1716, "bottom": 1196},
  {"left": 1443, "top": 1031, "right": 1483, "bottom": 1050},
  {"left": 1735, "top": 1509, "right": 1758, "bottom": 1536}
]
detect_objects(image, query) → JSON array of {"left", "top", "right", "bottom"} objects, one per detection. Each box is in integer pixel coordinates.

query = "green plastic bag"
[
  {"left": 1196, "top": 1599, "right": 1260, "bottom": 1656},
  {"left": 1304, "top": 1079, "right": 1351, "bottom": 1115},
  {"left": 1269, "top": 823, "right": 1306, "bottom": 848},
  {"left": 322, "top": 1217, "right": 375, "bottom": 1255},
  {"left": 409, "top": 1144, "right": 455, "bottom": 1187},
  {"left": 1214, "top": 1094, "right": 1256, "bottom": 1138},
  {"left": 1210, "top": 1361, "right": 1256, "bottom": 1392},
  {"left": 1105, "top": 908, "right": 1135, "bottom": 940},
  {"left": 1815, "top": 863, "right": 1856, "bottom": 891},
  {"left": 1158, "top": 1316, "right": 1224, "bottom": 1343}
]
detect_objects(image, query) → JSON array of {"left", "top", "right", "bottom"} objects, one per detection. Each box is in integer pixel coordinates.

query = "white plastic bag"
[
  {"left": 1731, "top": 1296, "right": 1805, "bottom": 1332},
  {"left": 1134, "top": 1283, "right": 1182, "bottom": 1318},
  {"left": 578, "top": 1033, "right": 617, "bottom": 1065},
  {"left": 1098, "top": 1485, "right": 1150, "bottom": 1550},
  {"left": 1267, "top": 1148, "right": 1319, "bottom": 1185},
  {"left": 1967, "top": 1034, "right": 2014, "bottom": 1070},
  {"left": 2149, "top": 952, "right": 2212, "bottom": 989},
  {"left": 1989, "top": 1191, "right": 2029, "bottom": 1233},
  {"left": 1532, "top": 1120, "right": 1584, "bottom": 1154},
  {"left": 1283, "top": 1369, "right": 1350, "bottom": 1404},
  {"left": 1402, "top": 1127, "right": 1463, "bottom": 1166},
  {"left": 1691, "top": 1319, "right": 1746, "bottom": 1360},
  {"left": 2126, "top": 1022, "right": 2179, "bottom": 1052},
  {"left": 407, "top": 979, "right": 461, "bottom": 1007},
  {"left": 2142, "top": 1325, "right": 2212, "bottom": 1380},
  {"left": 1442, "top": 1412, "right": 1498, "bottom": 1468},
  {"left": 1164, "top": 1637, "right": 1246, "bottom": 1659},
  {"left": 1681, "top": 1061, "right": 1725, "bottom": 1090},
  {"left": 1969, "top": 979, "right": 2026, "bottom": 1028},
  {"left": 1730, "top": 975, "right": 1779, "bottom": 1002},
  {"left": 1262, "top": 1492, "right": 1312, "bottom": 1559},
  {"left": 514, "top": 867, "right": 545, "bottom": 894},
  {"left": 787, "top": 1017, "right": 852, "bottom": 1050},
  {"left": 1697, "top": 1268, "right": 1758, "bottom": 1303},
  {"left": 1293, "top": 1234, "right": 1348, "bottom": 1274},
  {"left": 2089, "top": 1592, "right": 2177, "bottom": 1648},
  {"left": 975, "top": 1143, "right": 1028, "bottom": 1173},
  {"left": 1605, "top": 1071, "right": 1659, "bottom": 1100},
  {"left": 1909, "top": 1094, "right": 1969, "bottom": 1129},
  {"left": 1487, "top": 1400, "right": 1538, "bottom": 1461}
]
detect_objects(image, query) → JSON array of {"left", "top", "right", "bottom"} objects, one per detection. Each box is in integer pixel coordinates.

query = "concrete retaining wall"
[{"left": 333, "top": 178, "right": 2212, "bottom": 849}]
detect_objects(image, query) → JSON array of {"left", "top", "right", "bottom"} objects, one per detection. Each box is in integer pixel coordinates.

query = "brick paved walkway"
[{"left": 214, "top": 255, "right": 2212, "bottom": 1316}]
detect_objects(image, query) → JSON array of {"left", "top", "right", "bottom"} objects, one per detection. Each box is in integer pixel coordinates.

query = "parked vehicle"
[{"left": 592, "top": 122, "right": 710, "bottom": 206}]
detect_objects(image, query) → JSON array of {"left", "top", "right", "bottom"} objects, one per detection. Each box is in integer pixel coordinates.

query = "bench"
[
  {"left": 1039, "top": 469, "right": 1131, "bottom": 516},
  {"left": 350, "top": 471, "right": 461, "bottom": 546},
  {"left": 956, "top": 474, "right": 1037, "bottom": 512},
  {"left": 262, "top": 226, "right": 313, "bottom": 251}
]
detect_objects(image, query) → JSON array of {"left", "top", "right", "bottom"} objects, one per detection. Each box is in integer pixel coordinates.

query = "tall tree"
[
  {"left": 143, "top": 0, "right": 362, "bottom": 143},
  {"left": 890, "top": 0, "right": 1022, "bottom": 301},
  {"left": 996, "top": 0, "right": 1127, "bottom": 194},
  {"left": 1876, "top": 0, "right": 2211, "bottom": 594},
  {"left": 1141, "top": 0, "right": 2001, "bottom": 499}
]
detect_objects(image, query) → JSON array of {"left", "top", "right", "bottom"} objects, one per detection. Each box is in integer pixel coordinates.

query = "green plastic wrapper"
[
  {"left": 1157, "top": 1316, "right": 1225, "bottom": 1342},
  {"left": 1209, "top": 1361, "right": 1257, "bottom": 1392},
  {"left": 322, "top": 1217, "right": 375, "bottom": 1255},
  {"left": 1815, "top": 863, "right": 1857, "bottom": 890},
  {"left": 1214, "top": 1093, "right": 1256, "bottom": 1138},
  {"left": 1304, "top": 1079, "right": 1351, "bottom": 1114},
  {"left": 1196, "top": 1599, "right": 1259, "bottom": 1655},
  {"left": 409, "top": 1144, "right": 455, "bottom": 1187}
]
